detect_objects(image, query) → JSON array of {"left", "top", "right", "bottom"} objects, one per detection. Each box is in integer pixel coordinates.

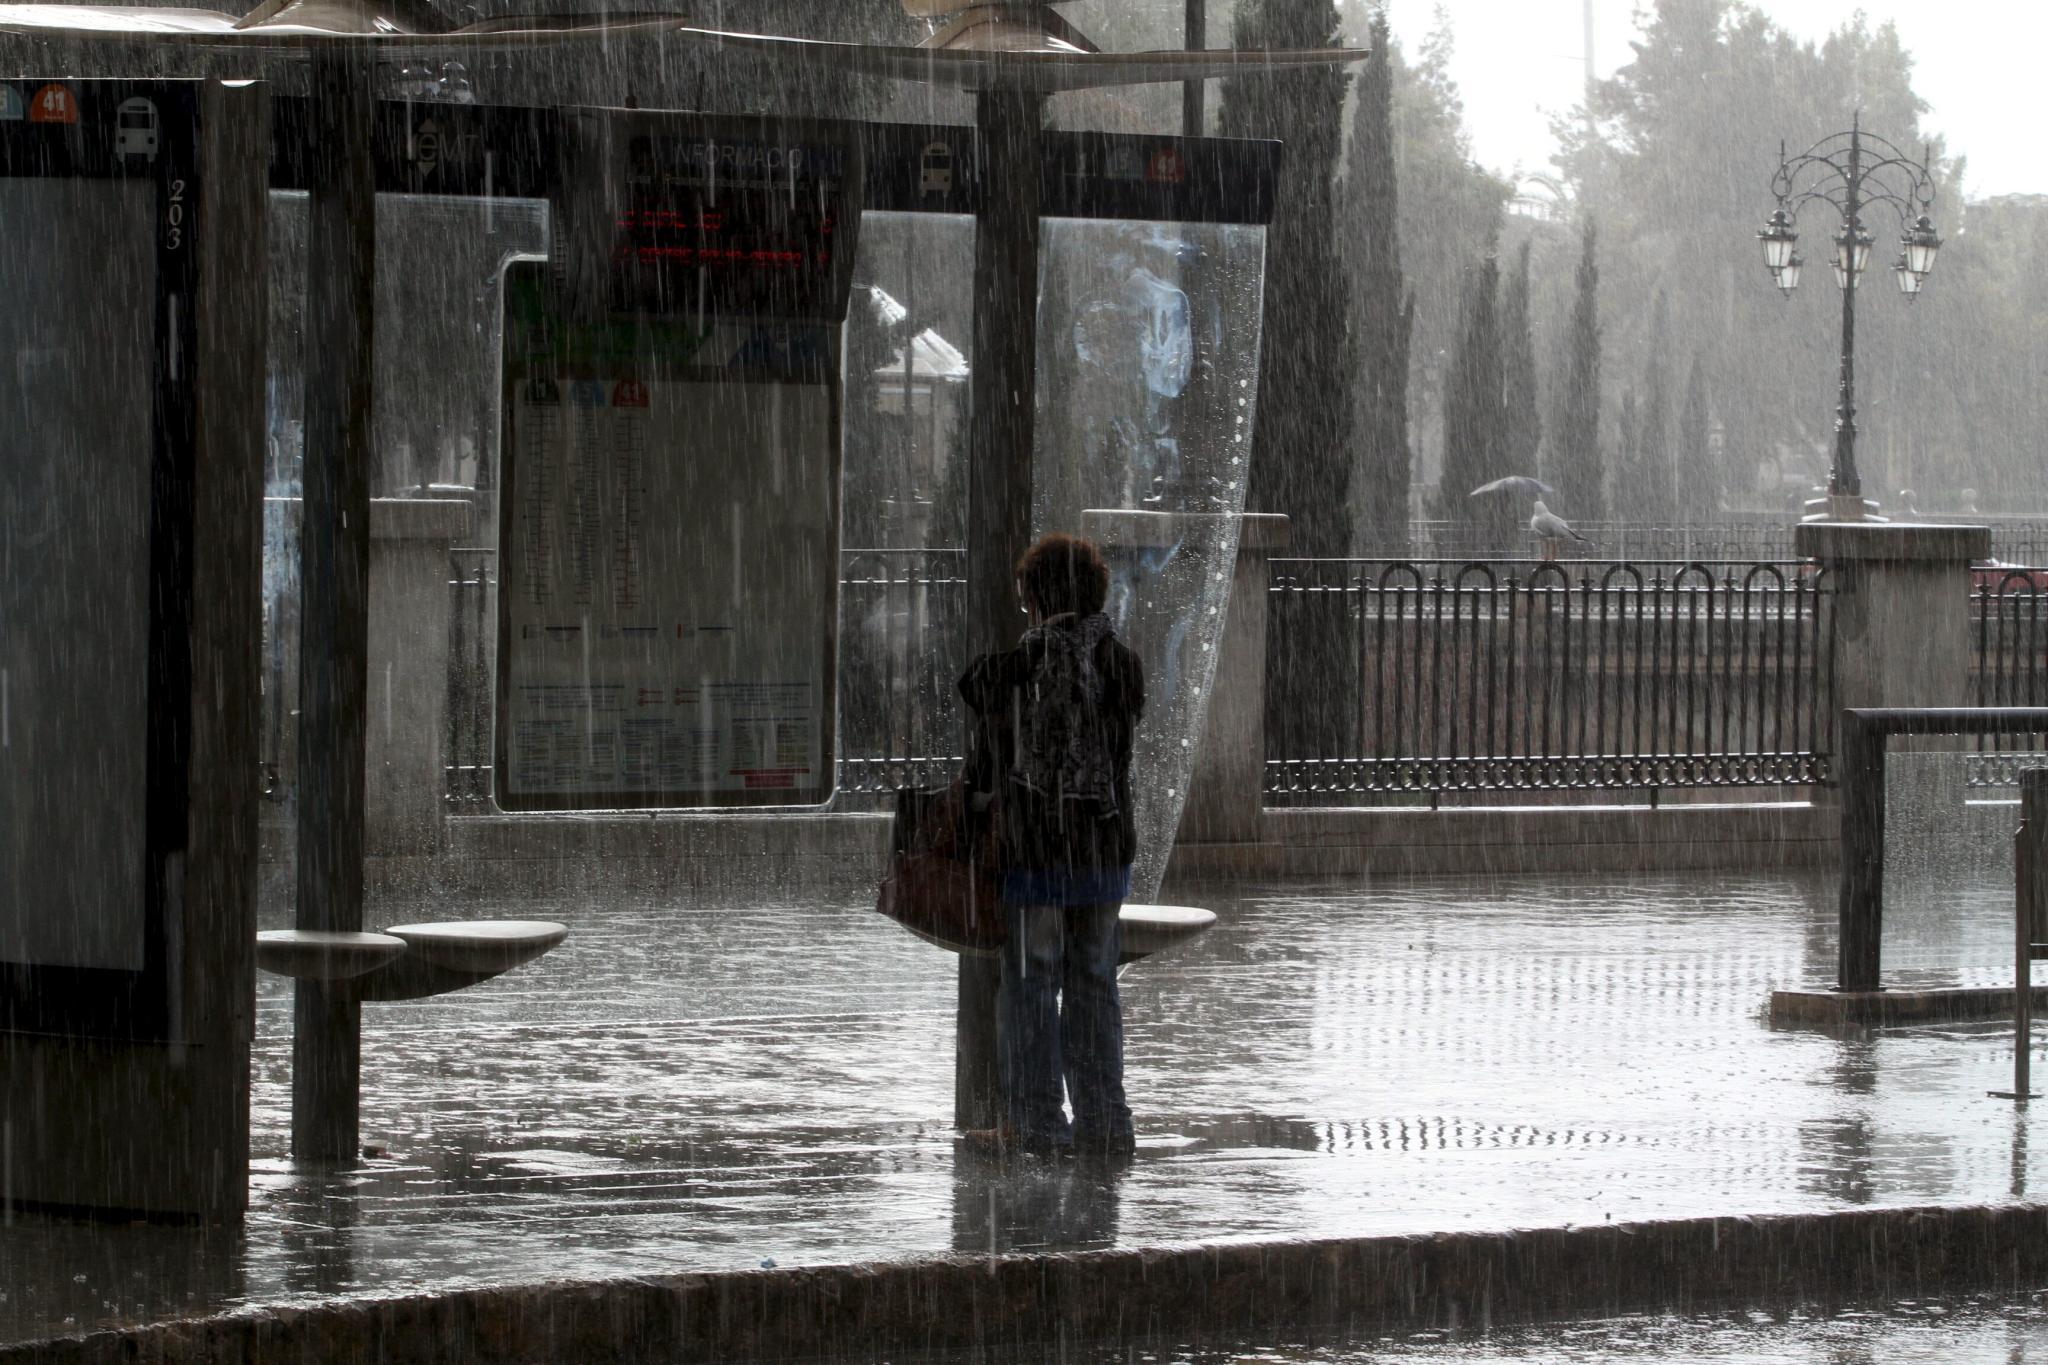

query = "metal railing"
[
  {"left": 1264, "top": 560, "right": 1837, "bottom": 804},
  {"left": 440, "top": 546, "right": 969, "bottom": 806},
  {"left": 1837, "top": 708, "right": 2048, "bottom": 992},
  {"left": 1970, "top": 567, "right": 2048, "bottom": 788},
  {"left": 836, "top": 548, "right": 968, "bottom": 798},
  {"left": 1398, "top": 519, "right": 1799, "bottom": 565},
  {"left": 1398, "top": 516, "right": 2048, "bottom": 567},
  {"left": 445, "top": 547, "right": 497, "bottom": 805}
]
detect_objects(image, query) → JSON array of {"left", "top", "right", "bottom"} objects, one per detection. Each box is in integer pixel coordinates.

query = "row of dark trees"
[{"left": 1223, "top": 0, "right": 2045, "bottom": 555}]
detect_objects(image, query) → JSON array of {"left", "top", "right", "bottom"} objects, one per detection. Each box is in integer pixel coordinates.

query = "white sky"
[{"left": 1385, "top": 0, "right": 2047, "bottom": 199}]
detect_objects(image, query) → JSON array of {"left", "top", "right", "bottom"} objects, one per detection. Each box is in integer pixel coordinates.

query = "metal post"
[
  {"left": 955, "top": 88, "right": 1045, "bottom": 1132},
  {"left": 1837, "top": 713, "right": 1885, "bottom": 993},
  {"left": 2012, "top": 769, "right": 2048, "bottom": 1100},
  {"left": 1182, "top": 0, "right": 1206, "bottom": 138},
  {"left": 1831, "top": 120, "right": 1862, "bottom": 501},
  {"left": 293, "top": 48, "right": 377, "bottom": 1165}
]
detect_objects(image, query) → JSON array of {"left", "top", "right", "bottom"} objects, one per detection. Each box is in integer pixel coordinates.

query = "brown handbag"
[{"left": 875, "top": 779, "right": 1005, "bottom": 956}]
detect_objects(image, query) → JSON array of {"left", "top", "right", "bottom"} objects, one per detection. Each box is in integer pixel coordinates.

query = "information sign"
[{"left": 495, "top": 112, "right": 861, "bottom": 810}]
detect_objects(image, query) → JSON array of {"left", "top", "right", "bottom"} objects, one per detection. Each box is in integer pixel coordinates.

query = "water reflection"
[{"left": 950, "top": 1151, "right": 1124, "bottom": 1256}]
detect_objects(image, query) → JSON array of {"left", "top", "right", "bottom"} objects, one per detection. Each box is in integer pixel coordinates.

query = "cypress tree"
[
  {"left": 1500, "top": 237, "right": 1541, "bottom": 485},
  {"left": 1548, "top": 219, "right": 1604, "bottom": 521},
  {"left": 1343, "top": 8, "right": 1414, "bottom": 553},
  {"left": 1442, "top": 255, "right": 1512, "bottom": 552},
  {"left": 1219, "top": 0, "right": 1352, "bottom": 556},
  {"left": 1677, "top": 353, "right": 1717, "bottom": 518},
  {"left": 1616, "top": 386, "right": 1640, "bottom": 527},
  {"left": 1627, "top": 293, "right": 1674, "bottom": 524}
]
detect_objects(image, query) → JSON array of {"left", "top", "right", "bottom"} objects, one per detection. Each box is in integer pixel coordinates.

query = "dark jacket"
[{"left": 959, "top": 618, "right": 1146, "bottom": 878}]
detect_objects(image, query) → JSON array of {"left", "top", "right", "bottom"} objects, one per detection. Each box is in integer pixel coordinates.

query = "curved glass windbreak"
[
  {"left": 1037, "top": 218, "right": 1266, "bottom": 900},
  {"left": 838, "top": 214, "right": 1268, "bottom": 896}
]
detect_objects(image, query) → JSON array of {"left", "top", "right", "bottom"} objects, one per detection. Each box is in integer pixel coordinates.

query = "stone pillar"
[
  {"left": 1795, "top": 522, "right": 1989, "bottom": 722},
  {"left": 1796, "top": 521, "right": 1988, "bottom": 884},
  {"left": 365, "top": 498, "right": 470, "bottom": 855},
  {"left": 270, "top": 496, "right": 469, "bottom": 856},
  {"left": 1175, "top": 513, "right": 1290, "bottom": 846}
]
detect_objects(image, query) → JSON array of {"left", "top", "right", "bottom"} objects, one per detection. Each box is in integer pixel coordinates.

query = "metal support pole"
[
  {"left": 1837, "top": 714, "right": 1885, "bottom": 993},
  {"left": 955, "top": 88, "right": 1045, "bottom": 1132},
  {"left": 1182, "top": 0, "right": 1206, "bottom": 138},
  {"left": 1831, "top": 124, "right": 1861, "bottom": 501},
  {"left": 293, "top": 48, "right": 377, "bottom": 1165},
  {"left": 2010, "top": 769, "right": 2048, "bottom": 1100}
]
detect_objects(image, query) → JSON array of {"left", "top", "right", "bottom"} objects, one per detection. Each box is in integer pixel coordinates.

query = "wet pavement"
[
  {"left": 4, "top": 828, "right": 2047, "bottom": 1350},
  {"left": 953, "top": 1292, "right": 2048, "bottom": 1362}
]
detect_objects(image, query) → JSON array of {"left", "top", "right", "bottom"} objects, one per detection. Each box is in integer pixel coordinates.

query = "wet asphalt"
[{"left": 3, "top": 825, "right": 2045, "bottom": 1353}]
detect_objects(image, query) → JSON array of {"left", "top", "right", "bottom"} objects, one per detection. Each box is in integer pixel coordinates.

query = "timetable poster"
[{"left": 495, "top": 264, "right": 839, "bottom": 808}]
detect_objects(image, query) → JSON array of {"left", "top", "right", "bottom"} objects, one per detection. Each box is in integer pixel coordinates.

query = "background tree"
[
  {"left": 1551, "top": 0, "right": 1984, "bottom": 511},
  {"left": 1385, "top": 9, "right": 1510, "bottom": 513},
  {"left": 1615, "top": 386, "right": 1640, "bottom": 529},
  {"left": 1223, "top": 0, "right": 1352, "bottom": 759},
  {"left": 1547, "top": 219, "right": 1604, "bottom": 520},
  {"left": 1500, "top": 238, "right": 1541, "bottom": 484},
  {"left": 1219, "top": 0, "right": 1353, "bottom": 555},
  {"left": 1441, "top": 254, "right": 1512, "bottom": 551},
  {"left": 1615, "top": 293, "right": 1674, "bottom": 522},
  {"left": 1677, "top": 354, "right": 1717, "bottom": 517},
  {"left": 1341, "top": 7, "right": 1416, "bottom": 553}
]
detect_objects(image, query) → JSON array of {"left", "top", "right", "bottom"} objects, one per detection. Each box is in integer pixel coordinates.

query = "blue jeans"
[{"left": 997, "top": 900, "right": 1133, "bottom": 1146}]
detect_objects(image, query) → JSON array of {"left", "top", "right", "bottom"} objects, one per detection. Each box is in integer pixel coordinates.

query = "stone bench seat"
[
  {"left": 256, "top": 920, "right": 569, "bottom": 1001},
  {"left": 1115, "top": 904, "right": 1217, "bottom": 965},
  {"left": 255, "top": 930, "right": 408, "bottom": 981}
]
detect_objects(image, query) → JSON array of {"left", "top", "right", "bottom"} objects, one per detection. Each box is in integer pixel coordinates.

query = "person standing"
[{"left": 960, "top": 533, "right": 1145, "bottom": 1160}]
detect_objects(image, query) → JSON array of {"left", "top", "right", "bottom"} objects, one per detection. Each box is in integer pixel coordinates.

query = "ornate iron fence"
[
  {"left": 1970, "top": 567, "right": 2048, "bottom": 786},
  {"left": 1264, "top": 560, "right": 1837, "bottom": 804},
  {"left": 1398, "top": 519, "right": 1799, "bottom": 565},
  {"left": 1398, "top": 517, "right": 2048, "bottom": 567}
]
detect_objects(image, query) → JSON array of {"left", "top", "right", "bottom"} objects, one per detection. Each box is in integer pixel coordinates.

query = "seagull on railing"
[{"left": 1530, "top": 500, "right": 1592, "bottom": 560}]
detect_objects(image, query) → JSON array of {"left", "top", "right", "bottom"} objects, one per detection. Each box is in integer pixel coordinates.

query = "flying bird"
[
  {"left": 1529, "top": 500, "right": 1592, "bottom": 559},
  {"left": 1469, "top": 474, "right": 1556, "bottom": 499}
]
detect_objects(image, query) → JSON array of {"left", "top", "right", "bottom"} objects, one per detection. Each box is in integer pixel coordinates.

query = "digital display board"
[
  {"left": 553, "top": 108, "right": 859, "bottom": 323},
  {"left": 0, "top": 177, "right": 154, "bottom": 973},
  {"left": 0, "top": 80, "right": 217, "bottom": 1037}
]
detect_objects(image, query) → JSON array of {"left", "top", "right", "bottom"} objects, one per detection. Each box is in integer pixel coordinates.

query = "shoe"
[
  {"left": 1071, "top": 1128, "right": 1136, "bottom": 1162},
  {"left": 959, "top": 1125, "right": 1071, "bottom": 1161}
]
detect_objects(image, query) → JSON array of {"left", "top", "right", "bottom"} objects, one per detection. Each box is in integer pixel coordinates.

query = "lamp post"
[{"left": 1758, "top": 113, "right": 1942, "bottom": 521}]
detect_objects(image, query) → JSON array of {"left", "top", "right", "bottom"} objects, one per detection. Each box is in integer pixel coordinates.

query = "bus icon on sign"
[
  {"left": 1146, "top": 147, "right": 1186, "bottom": 184},
  {"left": 116, "top": 98, "right": 159, "bottom": 160},
  {"left": 29, "top": 83, "right": 76, "bottom": 125},
  {"left": 918, "top": 142, "right": 953, "bottom": 196}
]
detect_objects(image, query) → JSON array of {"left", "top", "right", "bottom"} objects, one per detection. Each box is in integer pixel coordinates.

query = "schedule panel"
[{"left": 496, "top": 112, "right": 858, "bottom": 809}]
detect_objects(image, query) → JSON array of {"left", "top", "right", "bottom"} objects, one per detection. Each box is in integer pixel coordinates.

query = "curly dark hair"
[{"left": 1015, "top": 532, "right": 1110, "bottom": 618}]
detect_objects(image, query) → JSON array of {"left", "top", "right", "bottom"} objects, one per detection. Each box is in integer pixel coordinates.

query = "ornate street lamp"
[{"left": 1758, "top": 113, "right": 1942, "bottom": 520}]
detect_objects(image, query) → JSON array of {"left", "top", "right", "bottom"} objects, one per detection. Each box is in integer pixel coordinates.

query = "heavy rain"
[{"left": 3, "top": 0, "right": 2048, "bottom": 1361}]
